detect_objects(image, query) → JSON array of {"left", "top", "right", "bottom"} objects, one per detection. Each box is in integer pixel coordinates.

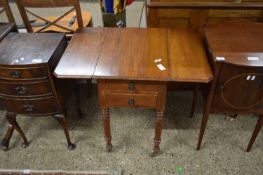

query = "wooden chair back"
[
  {"left": 16, "top": 0, "right": 84, "bottom": 33},
  {"left": 0, "top": 0, "right": 15, "bottom": 22}
]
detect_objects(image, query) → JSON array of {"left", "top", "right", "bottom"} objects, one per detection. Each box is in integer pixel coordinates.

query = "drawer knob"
[
  {"left": 128, "top": 83, "right": 136, "bottom": 91},
  {"left": 128, "top": 99, "right": 135, "bottom": 105},
  {"left": 22, "top": 104, "right": 34, "bottom": 112},
  {"left": 10, "top": 71, "right": 21, "bottom": 78},
  {"left": 15, "top": 86, "right": 27, "bottom": 94}
]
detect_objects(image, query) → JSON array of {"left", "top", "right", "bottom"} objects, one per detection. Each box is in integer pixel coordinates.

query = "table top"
[
  {"left": 55, "top": 27, "right": 213, "bottom": 83},
  {"left": 0, "top": 23, "right": 16, "bottom": 41},
  {"left": 93, "top": 28, "right": 170, "bottom": 81},
  {"left": 0, "top": 33, "right": 65, "bottom": 65},
  {"left": 54, "top": 28, "right": 107, "bottom": 79},
  {"left": 204, "top": 20, "right": 263, "bottom": 67}
]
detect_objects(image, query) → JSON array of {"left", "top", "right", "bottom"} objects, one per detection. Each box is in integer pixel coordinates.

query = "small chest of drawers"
[{"left": 0, "top": 33, "right": 76, "bottom": 150}]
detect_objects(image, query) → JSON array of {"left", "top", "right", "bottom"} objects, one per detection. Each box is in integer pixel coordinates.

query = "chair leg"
[
  {"left": 246, "top": 115, "right": 263, "bottom": 152},
  {"left": 190, "top": 85, "right": 199, "bottom": 118},
  {"left": 5, "top": 112, "right": 29, "bottom": 148},
  {"left": 53, "top": 114, "right": 76, "bottom": 150},
  {"left": 1, "top": 124, "right": 14, "bottom": 151}
]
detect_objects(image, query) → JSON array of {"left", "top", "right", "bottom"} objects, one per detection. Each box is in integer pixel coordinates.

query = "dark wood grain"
[
  {"left": 204, "top": 20, "right": 263, "bottom": 67},
  {"left": 197, "top": 20, "right": 263, "bottom": 152},
  {"left": 0, "top": 33, "right": 75, "bottom": 150},
  {"left": 0, "top": 33, "right": 65, "bottom": 65},
  {"left": 93, "top": 28, "right": 170, "bottom": 81},
  {"left": 55, "top": 27, "right": 213, "bottom": 83},
  {"left": 54, "top": 28, "right": 107, "bottom": 79}
]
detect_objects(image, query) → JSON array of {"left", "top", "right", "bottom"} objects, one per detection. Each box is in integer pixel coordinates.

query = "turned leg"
[
  {"left": 246, "top": 116, "right": 263, "bottom": 152},
  {"left": 1, "top": 124, "right": 14, "bottom": 151},
  {"left": 152, "top": 111, "right": 164, "bottom": 156},
  {"left": 5, "top": 112, "right": 29, "bottom": 148},
  {"left": 190, "top": 85, "right": 199, "bottom": 118},
  {"left": 197, "top": 108, "right": 210, "bottom": 150},
  {"left": 53, "top": 114, "right": 76, "bottom": 150},
  {"left": 102, "top": 108, "right": 112, "bottom": 152}
]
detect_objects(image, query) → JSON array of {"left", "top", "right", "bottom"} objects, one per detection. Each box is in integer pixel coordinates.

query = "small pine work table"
[{"left": 54, "top": 27, "right": 213, "bottom": 155}]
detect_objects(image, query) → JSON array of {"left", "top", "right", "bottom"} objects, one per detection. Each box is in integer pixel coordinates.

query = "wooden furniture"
[
  {"left": 16, "top": 0, "right": 92, "bottom": 34},
  {"left": 0, "top": 23, "right": 17, "bottom": 41},
  {"left": 147, "top": 0, "right": 263, "bottom": 35},
  {"left": 54, "top": 27, "right": 213, "bottom": 155},
  {"left": 0, "top": 0, "right": 15, "bottom": 23},
  {"left": 0, "top": 32, "right": 76, "bottom": 150},
  {"left": 0, "top": 23, "right": 17, "bottom": 110},
  {"left": 197, "top": 20, "right": 263, "bottom": 152}
]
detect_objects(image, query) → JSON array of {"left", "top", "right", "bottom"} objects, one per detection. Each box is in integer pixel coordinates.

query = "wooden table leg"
[
  {"left": 5, "top": 112, "right": 29, "bottom": 148},
  {"left": 53, "top": 114, "right": 76, "bottom": 150},
  {"left": 1, "top": 124, "right": 14, "bottom": 151},
  {"left": 102, "top": 108, "right": 112, "bottom": 152},
  {"left": 152, "top": 83, "right": 166, "bottom": 156},
  {"left": 246, "top": 115, "right": 263, "bottom": 152},
  {"left": 152, "top": 111, "right": 164, "bottom": 156}
]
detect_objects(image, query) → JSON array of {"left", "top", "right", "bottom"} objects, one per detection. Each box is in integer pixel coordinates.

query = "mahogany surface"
[
  {"left": 93, "top": 28, "right": 169, "bottom": 81},
  {"left": 197, "top": 20, "right": 263, "bottom": 152},
  {"left": 0, "top": 33, "right": 75, "bottom": 150},
  {"left": 54, "top": 27, "right": 213, "bottom": 155},
  {"left": 55, "top": 27, "right": 213, "bottom": 82},
  {"left": 168, "top": 28, "right": 213, "bottom": 83},
  {"left": 54, "top": 28, "right": 107, "bottom": 79}
]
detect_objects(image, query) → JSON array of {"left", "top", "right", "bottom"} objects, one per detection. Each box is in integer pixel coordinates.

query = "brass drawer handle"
[
  {"left": 128, "top": 99, "right": 135, "bottom": 105},
  {"left": 14, "top": 86, "right": 27, "bottom": 94},
  {"left": 10, "top": 71, "right": 21, "bottom": 78},
  {"left": 128, "top": 83, "right": 136, "bottom": 91},
  {"left": 22, "top": 104, "right": 34, "bottom": 112}
]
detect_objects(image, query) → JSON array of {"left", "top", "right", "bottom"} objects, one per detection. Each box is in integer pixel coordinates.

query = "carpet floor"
[{"left": 0, "top": 85, "right": 262, "bottom": 175}]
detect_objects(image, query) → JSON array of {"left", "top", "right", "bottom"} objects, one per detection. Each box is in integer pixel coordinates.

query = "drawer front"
[
  {"left": 105, "top": 80, "right": 158, "bottom": 94},
  {"left": 0, "top": 67, "right": 46, "bottom": 80},
  {"left": 3, "top": 97, "right": 58, "bottom": 115},
  {"left": 105, "top": 93, "right": 157, "bottom": 108},
  {"left": 0, "top": 80, "right": 52, "bottom": 97}
]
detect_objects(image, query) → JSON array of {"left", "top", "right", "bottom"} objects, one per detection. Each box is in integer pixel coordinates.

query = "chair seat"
[{"left": 32, "top": 10, "right": 91, "bottom": 33}]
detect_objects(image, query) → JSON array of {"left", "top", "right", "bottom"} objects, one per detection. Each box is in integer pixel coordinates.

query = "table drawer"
[
  {"left": 105, "top": 80, "right": 158, "bottom": 94},
  {"left": 105, "top": 93, "right": 157, "bottom": 108},
  {"left": 0, "top": 67, "right": 46, "bottom": 80},
  {"left": 3, "top": 97, "right": 58, "bottom": 115},
  {"left": 0, "top": 80, "right": 52, "bottom": 97}
]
